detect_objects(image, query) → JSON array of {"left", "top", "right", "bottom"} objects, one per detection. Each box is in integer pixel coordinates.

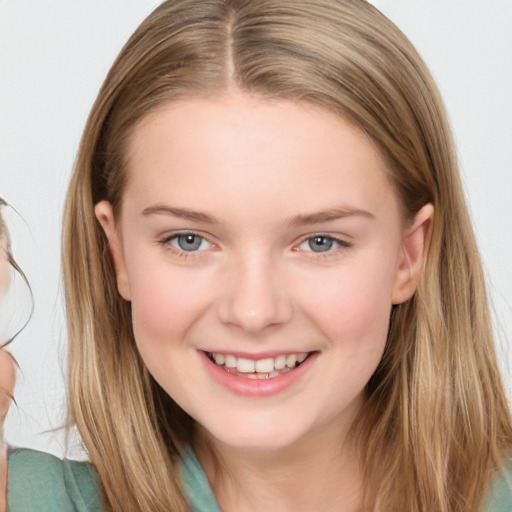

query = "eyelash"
[
  {"left": 295, "top": 233, "right": 352, "bottom": 259},
  {"left": 157, "top": 232, "right": 352, "bottom": 259},
  {"left": 158, "top": 232, "right": 215, "bottom": 258}
]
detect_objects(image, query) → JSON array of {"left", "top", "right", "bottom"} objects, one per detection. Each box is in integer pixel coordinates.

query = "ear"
[
  {"left": 94, "top": 201, "right": 131, "bottom": 301},
  {"left": 391, "top": 203, "right": 434, "bottom": 304}
]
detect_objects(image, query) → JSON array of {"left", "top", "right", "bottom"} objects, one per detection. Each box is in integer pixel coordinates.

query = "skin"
[{"left": 97, "top": 92, "right": 433, "bottom": 512}]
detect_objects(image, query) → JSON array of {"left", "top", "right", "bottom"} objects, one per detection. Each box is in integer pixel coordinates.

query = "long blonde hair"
[{"left": 62, "top": 1, "right": 512, "bottom": 510}]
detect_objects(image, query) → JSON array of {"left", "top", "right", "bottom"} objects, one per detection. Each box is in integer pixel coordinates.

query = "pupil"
[
  {"left": 178, "top": 234, "right": 202, "bottom": 251},
  {"left": 309, "top": 236, "right": 333, "bottom": 253}
]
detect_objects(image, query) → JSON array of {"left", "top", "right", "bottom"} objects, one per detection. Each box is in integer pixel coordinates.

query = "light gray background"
[{"left": 1, "top": 0, "right": 511, "bottom": 458}]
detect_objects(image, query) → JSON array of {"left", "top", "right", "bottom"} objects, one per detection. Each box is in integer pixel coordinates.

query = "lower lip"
[{"left": 199, "top": 351, "right": 318, "bottom": 397}]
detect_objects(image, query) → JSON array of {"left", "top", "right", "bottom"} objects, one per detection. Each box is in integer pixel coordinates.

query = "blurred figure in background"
[
  {"left": 0, "top": 199, "right": 29, "bottom": 512},
  {"left": 0, "top": 199, "right": 15, "bottom": 511}
]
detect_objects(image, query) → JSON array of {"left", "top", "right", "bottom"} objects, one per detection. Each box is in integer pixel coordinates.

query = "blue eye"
[
  {"left": 299, "top": 235, "right": 343, "bottom": 253},
  {"left": 170, "top": 233, "right": 210, "bottom": 252},
  {"left": 308, "top": 236, "right": 335, "bottom": 252}
]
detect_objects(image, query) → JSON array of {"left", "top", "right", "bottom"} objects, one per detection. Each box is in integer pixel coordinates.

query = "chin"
[{"left": 203, "top": 418, "right": 310, "bottom": 453}]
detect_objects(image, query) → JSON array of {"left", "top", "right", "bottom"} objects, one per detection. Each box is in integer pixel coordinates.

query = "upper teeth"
[{"left": 211, "top": 352, "right": 308, "bottom": 373}]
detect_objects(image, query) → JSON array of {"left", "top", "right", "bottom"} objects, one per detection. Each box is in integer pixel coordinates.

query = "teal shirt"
[
  {"left": 6, "top": 448, "right": 512, "bottom": 511},
  {"left": 6, "top": 449, "right": 101, "bottom": 512},
  {"left": 6, "top": 447, "right": 221, "bottom": 512}
]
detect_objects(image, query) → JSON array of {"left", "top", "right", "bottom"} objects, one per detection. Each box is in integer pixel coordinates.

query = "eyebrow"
[
  {"left": 142, "top": 204, "right": 374, "bottom": 226},
  {"left": 287, "top": 207, "right": 374, "bottom": 227},
  {"left": 142, "top": 205, "right": 219, "bottom": 224}
]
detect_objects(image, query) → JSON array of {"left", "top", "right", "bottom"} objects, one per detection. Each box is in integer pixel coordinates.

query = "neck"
[{"left": 195, "top": 420, "right": 365, "bottom": 512}]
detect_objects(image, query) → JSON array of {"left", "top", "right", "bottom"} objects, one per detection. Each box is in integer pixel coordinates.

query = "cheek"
[
  {"left": 298, "top": 255, "right": 396, "bottom": 351},
  {"left": 308, "top": 262, "right": 395, "bottom": 398},
  {"left": 126, "top": 262, "right": 208, "bottom": 395},
  {"left": 125, "top": 252, "right": 213, "bottom": 357}
]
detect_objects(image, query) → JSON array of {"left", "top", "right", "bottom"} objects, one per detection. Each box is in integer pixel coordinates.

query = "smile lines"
[{"left": 206, "top": 351, "right": 310, "bottom": 379}]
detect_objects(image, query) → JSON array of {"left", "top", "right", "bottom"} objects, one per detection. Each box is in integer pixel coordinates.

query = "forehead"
[{"left": 122, "top": 93, "right": 398, "bottom": 222}]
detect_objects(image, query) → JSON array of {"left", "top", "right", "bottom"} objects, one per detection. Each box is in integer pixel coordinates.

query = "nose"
[{"left": 217, "top": 252, "right": 293, "bottom": 334}]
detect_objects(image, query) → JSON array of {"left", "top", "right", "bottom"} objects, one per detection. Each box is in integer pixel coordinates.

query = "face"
[{"left": 96, "top": 93, "right": 432, "bottom": 453}]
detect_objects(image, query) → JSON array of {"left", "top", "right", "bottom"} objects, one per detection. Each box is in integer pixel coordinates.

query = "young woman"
[{"left": 3, "top": 1, "right": 512, "bottom": 511}]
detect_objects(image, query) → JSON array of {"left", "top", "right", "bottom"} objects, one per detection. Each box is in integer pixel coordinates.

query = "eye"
[
  {"left": 298, "top": 235, "right": 346, "bottom": 253},
  {"left": 169, "top": 233, "right": 211, "bottom": 252}
]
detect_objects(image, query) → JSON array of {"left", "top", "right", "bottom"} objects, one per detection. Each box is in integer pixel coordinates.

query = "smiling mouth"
[{"left": 205, "top": 351, "right": 312, "bottom": 379}]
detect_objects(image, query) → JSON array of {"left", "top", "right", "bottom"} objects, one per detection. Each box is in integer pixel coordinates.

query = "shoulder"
[
  {"left": 483, "top": 460, "right": 512, "bottom": 512},
  {"left": 7, "top": 448, "right": 101, "bottom": 512}
]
